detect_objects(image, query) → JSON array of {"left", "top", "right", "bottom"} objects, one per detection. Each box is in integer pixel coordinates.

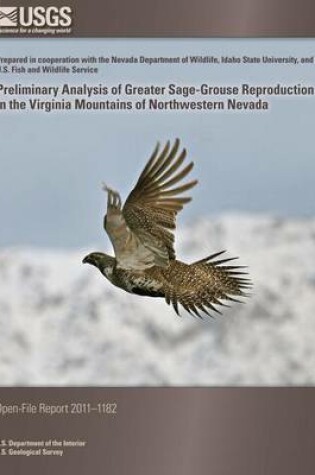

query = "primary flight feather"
[{"left": 83, "top": 139, "right": 251, "bottom": 317}]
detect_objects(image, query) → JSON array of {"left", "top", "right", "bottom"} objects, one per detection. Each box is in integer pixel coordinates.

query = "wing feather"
[{"left": 122, "top": 138, "right": 197, "bottom": 267}]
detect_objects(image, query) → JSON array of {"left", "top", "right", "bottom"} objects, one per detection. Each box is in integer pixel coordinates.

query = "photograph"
[{"left": 1, "top": 38, "right": 314, "bottom": 387}]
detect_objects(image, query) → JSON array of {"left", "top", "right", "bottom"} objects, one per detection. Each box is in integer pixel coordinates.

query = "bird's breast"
[{"left": 102, "top": 266, "right": 114, "bottom": 281}]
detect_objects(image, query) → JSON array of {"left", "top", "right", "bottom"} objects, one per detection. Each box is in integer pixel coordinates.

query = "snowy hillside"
[{"left": 1, "top": 213, "right": 315, "bottom": 386}]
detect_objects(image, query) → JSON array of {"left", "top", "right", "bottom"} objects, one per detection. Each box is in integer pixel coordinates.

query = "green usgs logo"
[{"left": 0, "top": 6, "right": 72, "bottom": 27}]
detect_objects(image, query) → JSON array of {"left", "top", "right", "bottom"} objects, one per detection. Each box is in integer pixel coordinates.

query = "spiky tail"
[{"left": 164, "top": 250, "right": 252, "bottom": 318}]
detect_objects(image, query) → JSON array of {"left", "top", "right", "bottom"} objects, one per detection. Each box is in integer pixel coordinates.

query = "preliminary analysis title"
[{"left": 0, "top": 82, "right": 314, "bottom": 112}]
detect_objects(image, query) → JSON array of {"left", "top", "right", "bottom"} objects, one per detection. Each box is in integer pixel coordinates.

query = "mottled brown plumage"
[{"left": 83, "top": 139, "right": 251, "bottom": 317}]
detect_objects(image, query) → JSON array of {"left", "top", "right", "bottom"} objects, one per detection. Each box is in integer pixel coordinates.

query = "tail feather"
[
  {"left": 164, "top": 251, "right": 252, "bottom": 317},
  {"left": 193, "top": 250, "right": 226, "bottom": 264}
]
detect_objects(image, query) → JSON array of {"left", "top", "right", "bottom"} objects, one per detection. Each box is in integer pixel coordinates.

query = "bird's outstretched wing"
[
  {"left": 104, "top": 139, "right": 197, "bottom": 270},
  {"left": 123, "top": 139, "right": 197, "bottom": 265}
]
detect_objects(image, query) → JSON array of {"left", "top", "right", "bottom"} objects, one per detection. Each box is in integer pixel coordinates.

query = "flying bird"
[{"left": 83, "top": 139, "right": 251, "bottom": 317}]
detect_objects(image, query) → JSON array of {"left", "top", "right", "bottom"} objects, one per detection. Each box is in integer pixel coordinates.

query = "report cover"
[{"left": 1, "top": 1, "right": 315, "bottom": 474}]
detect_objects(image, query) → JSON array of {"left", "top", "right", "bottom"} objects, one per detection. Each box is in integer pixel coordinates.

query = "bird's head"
[{"left": 82, "top": 252, "right": 115, "bottom": 274}]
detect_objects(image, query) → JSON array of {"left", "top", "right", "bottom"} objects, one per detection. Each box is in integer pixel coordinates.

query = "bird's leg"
[{"left": 102, "top": 183, "right": 122, "bottom": 210}]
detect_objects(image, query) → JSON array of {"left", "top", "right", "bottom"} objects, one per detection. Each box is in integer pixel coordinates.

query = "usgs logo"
[{"left": 0, "top": 6, "right": 72, "bottom": 27}]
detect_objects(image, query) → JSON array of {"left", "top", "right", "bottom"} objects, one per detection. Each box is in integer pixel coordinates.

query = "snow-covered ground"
[{"left": 1, "top": 213, "right": 315, "bottom": 386}]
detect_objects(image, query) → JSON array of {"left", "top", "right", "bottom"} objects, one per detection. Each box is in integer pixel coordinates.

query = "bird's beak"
[{"left": 82, "top": 256, "right": 89, "bottom": 264}]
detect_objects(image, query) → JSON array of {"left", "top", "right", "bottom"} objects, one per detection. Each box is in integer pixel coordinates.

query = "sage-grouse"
[{"left": 83, "top": 139, "right": 251, "bottom": 317}]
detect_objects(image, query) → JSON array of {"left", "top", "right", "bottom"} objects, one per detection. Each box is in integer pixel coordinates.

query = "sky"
[{"left": 0, "top": 39, "right": 315, "bottom": 248}]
